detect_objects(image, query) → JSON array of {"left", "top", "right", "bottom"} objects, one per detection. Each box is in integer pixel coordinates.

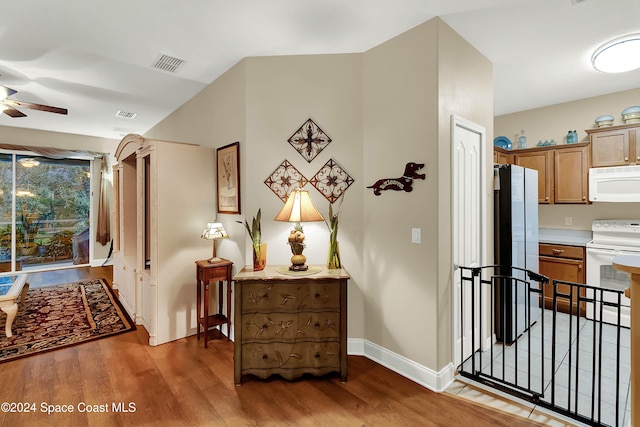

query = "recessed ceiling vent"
[
  {"left": 152, "top": 52, "right": 186, "bottom": 73},
  {"left": 116, "top": 110, "right": 138, "bottom": 119}
]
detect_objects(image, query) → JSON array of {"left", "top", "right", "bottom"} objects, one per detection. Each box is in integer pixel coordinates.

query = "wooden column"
[{"left": 613, "top": 255, "right": 640, "bottom": 427}]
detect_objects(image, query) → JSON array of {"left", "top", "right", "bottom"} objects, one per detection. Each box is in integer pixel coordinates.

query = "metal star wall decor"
[
  {"left": 287, "top": 118, "right": 332, "bottom": 163},
  {"left": 310, "top": 158, "right": 354, "bottom": 203},
  {"left": 264, "top": 160, "right": 309, "bottom": 202}
]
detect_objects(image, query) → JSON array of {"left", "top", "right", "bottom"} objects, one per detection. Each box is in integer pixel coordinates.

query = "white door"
[{"left": 452, "top": 115, "right": 486, "bottom": 367}]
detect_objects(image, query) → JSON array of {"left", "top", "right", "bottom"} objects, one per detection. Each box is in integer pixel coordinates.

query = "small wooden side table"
[{"left": 196, "top": 259, "right": 233, "bottom": 348}]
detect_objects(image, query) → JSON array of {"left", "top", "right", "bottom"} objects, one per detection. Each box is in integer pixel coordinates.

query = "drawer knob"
[
  {"left": 582, "top": 196, "right": 586, "bottom": 200},
  {"left": 625, "top": 156, "right": 629, "bottom": 161},
  {"left": 551, "top": 249, "right": 564, "bottom": 255},
  {"left": 545, "top": 196, "right": 549, "bottom": 201}
]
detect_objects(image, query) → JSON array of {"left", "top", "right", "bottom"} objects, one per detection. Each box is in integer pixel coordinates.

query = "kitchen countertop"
[{"left": 539, "top": 228, "right": 592, "bottom": 247}]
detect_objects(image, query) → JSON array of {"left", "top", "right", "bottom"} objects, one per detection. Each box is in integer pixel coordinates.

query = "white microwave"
[{"left": 589, "top": 165, "right": 640, "bottom": 202}]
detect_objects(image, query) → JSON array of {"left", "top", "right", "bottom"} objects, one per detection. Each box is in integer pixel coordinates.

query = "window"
[{"left": 0, "top": 153, "right": 91, "bottom": 272}]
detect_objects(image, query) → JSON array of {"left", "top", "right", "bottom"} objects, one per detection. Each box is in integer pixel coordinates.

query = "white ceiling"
[{"left": 0, "top": 0, "right": 638, "bottom": 140}]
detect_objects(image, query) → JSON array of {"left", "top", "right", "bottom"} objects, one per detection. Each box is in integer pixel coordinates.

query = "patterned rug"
[{"left": 0, "top": 278, "right": 135, "bottom": 364}]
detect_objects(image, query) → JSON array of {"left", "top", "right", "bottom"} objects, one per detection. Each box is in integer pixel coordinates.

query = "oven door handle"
[{"left": 587, "top": 247, "right": 639, "bottom": 257}]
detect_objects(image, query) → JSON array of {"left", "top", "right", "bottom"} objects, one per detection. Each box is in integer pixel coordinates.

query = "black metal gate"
[{"left": 457, "top": 265, "right": 630, "bottom": 427}]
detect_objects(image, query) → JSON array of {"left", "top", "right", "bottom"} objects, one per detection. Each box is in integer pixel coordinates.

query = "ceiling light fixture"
[{"left": 592, "top": 33, "right": 640, "bottom": 73}]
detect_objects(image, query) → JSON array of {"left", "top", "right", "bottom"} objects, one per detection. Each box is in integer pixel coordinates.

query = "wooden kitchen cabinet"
[
  {"left": 554, "top": 144, "right": 589, "bottom": 203},
  {"left": 539, "top": 243, "right": 586, "bottom": 316},
  {"left": 513, "top": 149, "right": 553, "bottom": 203},
  {"left": 493, "top": 147, "right": 511, "bottom": 165},
  {"left": 499, "top": 142, "right": 590, "bottom": 204},
  {"left": 233, "top": 265, "right": 349, "bottom": 385},
  {"left": 587, "top": 123, "right": 640, "bottom": 167}
]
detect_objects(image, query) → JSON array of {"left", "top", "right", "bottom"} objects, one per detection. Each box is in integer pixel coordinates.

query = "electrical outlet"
[
  {"left": 565, "top": 216, "right": 573, "bottom": 226},
  {"left": 411, "top": 228, "right": 421, "bottom": 244}
]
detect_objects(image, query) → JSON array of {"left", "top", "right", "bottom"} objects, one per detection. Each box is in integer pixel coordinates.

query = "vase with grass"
[
  {"left": 326, "top": 195, "right": 343, "bottom": 269},
  {"left": 237, "top": 208, "right": 266, "bottom": 271}
]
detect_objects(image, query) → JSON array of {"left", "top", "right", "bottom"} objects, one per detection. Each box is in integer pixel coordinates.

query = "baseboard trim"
[{"left": 348, "top": 338, "right": 455, "bottom": 393}]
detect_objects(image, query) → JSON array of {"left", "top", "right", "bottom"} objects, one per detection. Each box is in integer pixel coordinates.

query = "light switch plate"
[{"left": 411, "top": 228, "right": 421, "bottom": 244}]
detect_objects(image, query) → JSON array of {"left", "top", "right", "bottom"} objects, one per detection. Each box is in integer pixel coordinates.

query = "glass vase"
[
  {"left": 327, "top": 240, "right": 341, "bottom": 269},
  {"left": 252, "top": 243, "right": 267, "bottom": 271}
]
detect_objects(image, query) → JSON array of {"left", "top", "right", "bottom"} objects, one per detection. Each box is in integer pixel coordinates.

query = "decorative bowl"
[
  {"left": 493, "top": 136, "right": 512, "bottom": 150},
  {"left": 622, "top": 106, "right": 640, "bottom": 115},
  {"left": 622, "top": 106, "right": 640, "bottom": 124},
  {"left": 595, "top": 115, "right": 614, "bottom": 127}
]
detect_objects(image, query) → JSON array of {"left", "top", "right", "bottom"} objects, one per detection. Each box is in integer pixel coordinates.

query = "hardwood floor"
[{"left": 0, "top": 267, "right": 540, "bottom": 426}]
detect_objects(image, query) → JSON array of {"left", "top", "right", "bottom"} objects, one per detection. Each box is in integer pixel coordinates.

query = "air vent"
[
  {"left": 115, "top": 110, "right": 138, "bottom": 119},
  {"left": 152, "top": 52, "right": 186, "bottom": 73}
]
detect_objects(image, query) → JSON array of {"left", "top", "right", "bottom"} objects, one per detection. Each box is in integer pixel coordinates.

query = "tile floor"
[{"left": 447, "top": 309, "right": 631, "bottom": 426}]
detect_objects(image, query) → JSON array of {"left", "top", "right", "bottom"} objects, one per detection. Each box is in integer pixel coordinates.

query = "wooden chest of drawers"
[{"left": 233, "top": 265, "right": 349, "bottom": 385}]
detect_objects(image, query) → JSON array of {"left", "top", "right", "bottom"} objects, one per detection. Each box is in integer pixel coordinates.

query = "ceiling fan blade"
[
  {"left": 0, "top": 85, "right": 17, "bottom": 98},
  {"left": 2, "top": 105, "right": 27, "bottom": 118},
  {"left": 3, "top": 99, "right": 67, "bottom": 115}
]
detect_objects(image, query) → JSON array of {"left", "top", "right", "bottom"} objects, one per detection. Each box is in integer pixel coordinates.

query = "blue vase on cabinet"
[
  {"left": 566, "top": 130, "right": 578, "bottom": 144},
  {"left": 517, "top": 135, "right": 527, "bottom": 149}
]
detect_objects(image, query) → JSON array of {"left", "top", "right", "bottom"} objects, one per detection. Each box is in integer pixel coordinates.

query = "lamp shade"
[
  {"left": 274, "top": 187, "right": 324, "bottom": 223},
  {"left": 201, "top": 222, "right": 229, "bottom": 240}
]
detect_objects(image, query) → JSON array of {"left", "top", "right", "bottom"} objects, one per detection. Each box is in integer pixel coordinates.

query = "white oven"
[{"left": 585, "top": 220, "right": 640, "bottom": 328}]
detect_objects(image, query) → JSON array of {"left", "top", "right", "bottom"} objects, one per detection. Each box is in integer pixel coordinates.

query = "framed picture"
[{"left": 216, "top": 141, "right": 241, "bottom": 214}]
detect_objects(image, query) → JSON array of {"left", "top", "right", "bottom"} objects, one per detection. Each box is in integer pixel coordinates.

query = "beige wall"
[
  {"left": 362, "top": 18, "right": 493, "bottom": 371},
  {"left": 146, "top": 61, "right": 249, "bottom": 265},
  {"left": 145, "top": 17, "right": 493, "bottom": 379},
  {"left": 495, "top": 88, "right": 640, "bottom": 229},
  {"left": 436, "top": 20, "right": 494, "bottom": 369},
  {"left": 243, "top": 53, "right": 365, "bottom": 337},
  {"left": 147, "top": 54, "right": 367, "bottom": 338},
  {"left": 0, "top": 125, "right": 119, "bottom": 263},
  {"left": 363, "top": 21, "right": 441, "bottom": 369}
]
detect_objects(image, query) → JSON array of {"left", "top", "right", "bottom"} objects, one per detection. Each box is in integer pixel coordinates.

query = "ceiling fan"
[{"left": 1, "top": 85, "right": 68, "bottom": 118}]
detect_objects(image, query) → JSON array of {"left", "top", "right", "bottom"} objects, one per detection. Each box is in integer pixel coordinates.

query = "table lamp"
[
  {"left": 201, "top": 222, "right": 229, "bottom": 263},
  {"left": 274, "top": 186, "right": 324, "bottom": 271}
]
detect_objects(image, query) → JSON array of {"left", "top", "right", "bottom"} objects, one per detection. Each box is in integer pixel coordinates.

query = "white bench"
[{"left": 0, "top": 274, "right": 29, "bottom": 337}]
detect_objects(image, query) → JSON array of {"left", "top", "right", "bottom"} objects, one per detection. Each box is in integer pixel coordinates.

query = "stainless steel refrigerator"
[{"left": 494, "top": 164, "right": 540, "bottom": 344}]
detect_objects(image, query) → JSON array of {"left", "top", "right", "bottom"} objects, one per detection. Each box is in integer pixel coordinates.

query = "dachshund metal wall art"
[{"left": 367, "top": 162, "right": 426, "bottom": 196}]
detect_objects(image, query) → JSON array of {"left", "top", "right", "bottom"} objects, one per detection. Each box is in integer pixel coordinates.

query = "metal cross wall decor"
[
  {"left": 310, "top": 158, "right": 354, "bottom": 203},
  {"left": 287, "top": 118, "right": 332, "bottom": 163},
  {"left": 264, "top": 160, "right": 309, "bottom": 202}
]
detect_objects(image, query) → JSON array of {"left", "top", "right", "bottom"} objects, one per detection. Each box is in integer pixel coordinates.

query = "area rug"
[{"left": 0, "top": 278, "right": 135, "bottom": 364}]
